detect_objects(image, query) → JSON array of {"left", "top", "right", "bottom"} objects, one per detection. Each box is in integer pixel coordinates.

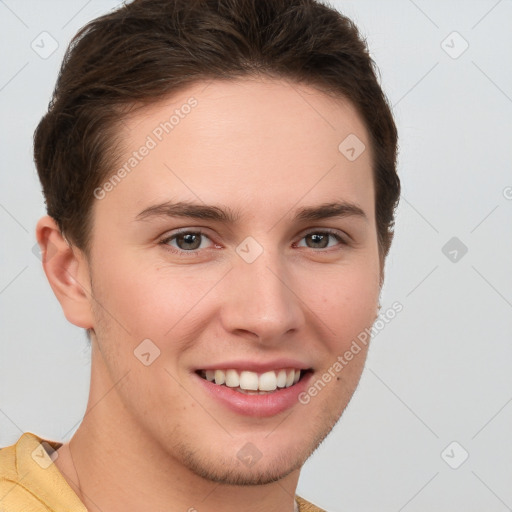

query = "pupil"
[
  {"left": 179, "top": 233, "right": 201, "bottom": 250},
  {"left": 309, "top": 233, "right": 328, "bottom": 248}
]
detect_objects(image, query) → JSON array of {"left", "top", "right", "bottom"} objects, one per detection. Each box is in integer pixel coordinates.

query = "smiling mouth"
[{"left": 196, "top": 368, "right": 312, "bottom": 395}]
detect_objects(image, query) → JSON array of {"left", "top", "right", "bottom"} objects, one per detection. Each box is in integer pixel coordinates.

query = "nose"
[{"left": 219, "top": 245, "right": 306, "bottom": 344}]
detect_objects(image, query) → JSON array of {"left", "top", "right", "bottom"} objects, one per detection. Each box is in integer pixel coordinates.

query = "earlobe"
[{"left": 35, "top": 215, "right": 94, "bottom": 329}]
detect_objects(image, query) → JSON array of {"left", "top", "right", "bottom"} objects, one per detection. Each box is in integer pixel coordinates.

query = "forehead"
[{"left": 94, "top": 77, "right": 375, "bottom": 226}]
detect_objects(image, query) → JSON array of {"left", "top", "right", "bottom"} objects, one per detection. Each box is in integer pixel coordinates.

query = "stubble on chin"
[{"left": 167, "top": 394, "right": 347, "bottom": 487}]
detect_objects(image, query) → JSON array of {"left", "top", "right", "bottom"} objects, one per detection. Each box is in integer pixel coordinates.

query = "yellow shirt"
[{"left": 0, "top": 432, "right": 326, "bottom": 512}]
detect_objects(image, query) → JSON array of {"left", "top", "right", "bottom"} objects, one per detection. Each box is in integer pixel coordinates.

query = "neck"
[
  {"left": 60, "top": 425, "right": 301, "bottom": 512},
  {"left": 55, "top": 362, "right": 302, "bottom": 512}
]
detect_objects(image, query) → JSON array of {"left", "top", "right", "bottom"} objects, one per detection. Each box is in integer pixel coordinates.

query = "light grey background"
[{"left": 1, "top": 1, "right": 511, "bottom": 511}]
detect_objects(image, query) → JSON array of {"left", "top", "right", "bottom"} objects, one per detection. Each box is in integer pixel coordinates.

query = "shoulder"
[
  {"left": 296, "top": 494, "right": 328, "bottom": 512},
  {"left": 0, "top": 432, "right": 47, "bottom": 510},
  {"left": 0, "top": 431, "right": 85, "bottom": 512}
]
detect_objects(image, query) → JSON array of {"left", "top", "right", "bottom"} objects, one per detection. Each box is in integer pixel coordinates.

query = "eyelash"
[{"left": 158, "top": 228, "right": 348, "bottom": 256}]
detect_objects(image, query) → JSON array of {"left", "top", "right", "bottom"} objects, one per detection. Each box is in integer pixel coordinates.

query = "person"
[{"left": 0, "top": 0, "right": 400, "bottom": 510}]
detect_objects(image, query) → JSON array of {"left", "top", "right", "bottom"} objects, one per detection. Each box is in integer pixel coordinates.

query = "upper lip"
[{"left": 195, "top": 359, "right": 313, "bottom": 373}]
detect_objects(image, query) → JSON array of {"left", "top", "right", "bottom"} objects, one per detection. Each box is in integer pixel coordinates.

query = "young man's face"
[{"left": 83, "top": 77, "right": 381, "bottom": 484}]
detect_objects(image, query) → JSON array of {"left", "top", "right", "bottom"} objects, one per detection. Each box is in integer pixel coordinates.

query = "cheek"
[
  {"left": 91, "top": 233, "right": 379, "bottom": 348},
  {"left": 306, "top": 264, "right": 379, "bottom": 344},
  {"left": 93, "top": 254, "right": 220, "bottom": 341}
]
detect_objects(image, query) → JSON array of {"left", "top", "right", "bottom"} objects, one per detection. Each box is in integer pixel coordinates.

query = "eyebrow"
[{"left": 135, "top": 200, "right": 368, "bottom": 224}]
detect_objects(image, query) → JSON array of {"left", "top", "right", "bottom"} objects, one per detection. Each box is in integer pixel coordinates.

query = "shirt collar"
[{"left": 15, "top": 432, "right": 88, "bottom": 512}]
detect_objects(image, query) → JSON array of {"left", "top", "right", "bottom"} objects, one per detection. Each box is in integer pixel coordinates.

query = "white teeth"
[
  {"left": 225, "top": 369, "right": 239, "bottom": 388},
  {"left": 201, "top": 368, "right": 304, "bottom": 391},
  {"left": 214, "top": 369, "right": 225, "bottom": 385},
  {"left": 239, "top": 371, "right": 259, "bottom": 391},
  {"left": 276, "top": 369, "right": 287, "bottom": 388},
  {"left": 259, "top": 371, "right": 277, "bottom": 391}
]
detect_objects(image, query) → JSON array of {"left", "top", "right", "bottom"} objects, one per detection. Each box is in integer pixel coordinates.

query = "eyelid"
[
  {"left": 295, "top": 227, "right": 349, "bottom": 246},
  {"left": 159, "top": 226, "right": 350, "bottom": 256},
  {"left": 159, "top": 228, "right": 216, "bottom": 248}
]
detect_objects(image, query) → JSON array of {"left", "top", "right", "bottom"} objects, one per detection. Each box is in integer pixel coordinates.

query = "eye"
[
  {"left": 160, "top": 229, "right": 215, "bottom": 254},
  {"left": 295, "top": 229, "right": 347, "bottom": 250},
  {"left": 159, "top": 228, "right": 348, "bottom": 257}
]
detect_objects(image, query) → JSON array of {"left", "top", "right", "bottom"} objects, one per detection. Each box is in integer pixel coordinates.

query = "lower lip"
[{"left": 194, "top": 371, "right": 314, "bottom": 418}]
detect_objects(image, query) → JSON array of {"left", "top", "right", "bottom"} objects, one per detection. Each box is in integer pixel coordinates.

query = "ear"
[{"left": 35, "top": 215, "right": 94, "bottom": 329}]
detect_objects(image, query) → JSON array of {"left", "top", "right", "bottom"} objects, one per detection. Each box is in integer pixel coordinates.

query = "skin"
[{"left": 37, "top": 77, "right": 382, "bottom": 512}]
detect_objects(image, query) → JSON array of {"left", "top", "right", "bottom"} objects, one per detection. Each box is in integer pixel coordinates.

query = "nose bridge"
[{"left": 220, "top": 240, "right": 304, "bottom": 340}]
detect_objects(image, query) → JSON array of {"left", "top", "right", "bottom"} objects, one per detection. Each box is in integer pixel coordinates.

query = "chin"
[
  {"left": 171, "top": 417, "right": 336, "bottom": 486},
  {"left": 181, "top": 450, "right": 304, "bottom": 486}
]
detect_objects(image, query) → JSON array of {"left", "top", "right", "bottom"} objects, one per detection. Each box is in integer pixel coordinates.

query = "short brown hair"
[{"left": 34, "top": 0, "right": 400, "bottom": 275}]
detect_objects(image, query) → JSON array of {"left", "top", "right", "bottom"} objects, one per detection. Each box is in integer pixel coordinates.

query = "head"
[{"left": 35, "top": 0, "right": 400, "bottom": 486}]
